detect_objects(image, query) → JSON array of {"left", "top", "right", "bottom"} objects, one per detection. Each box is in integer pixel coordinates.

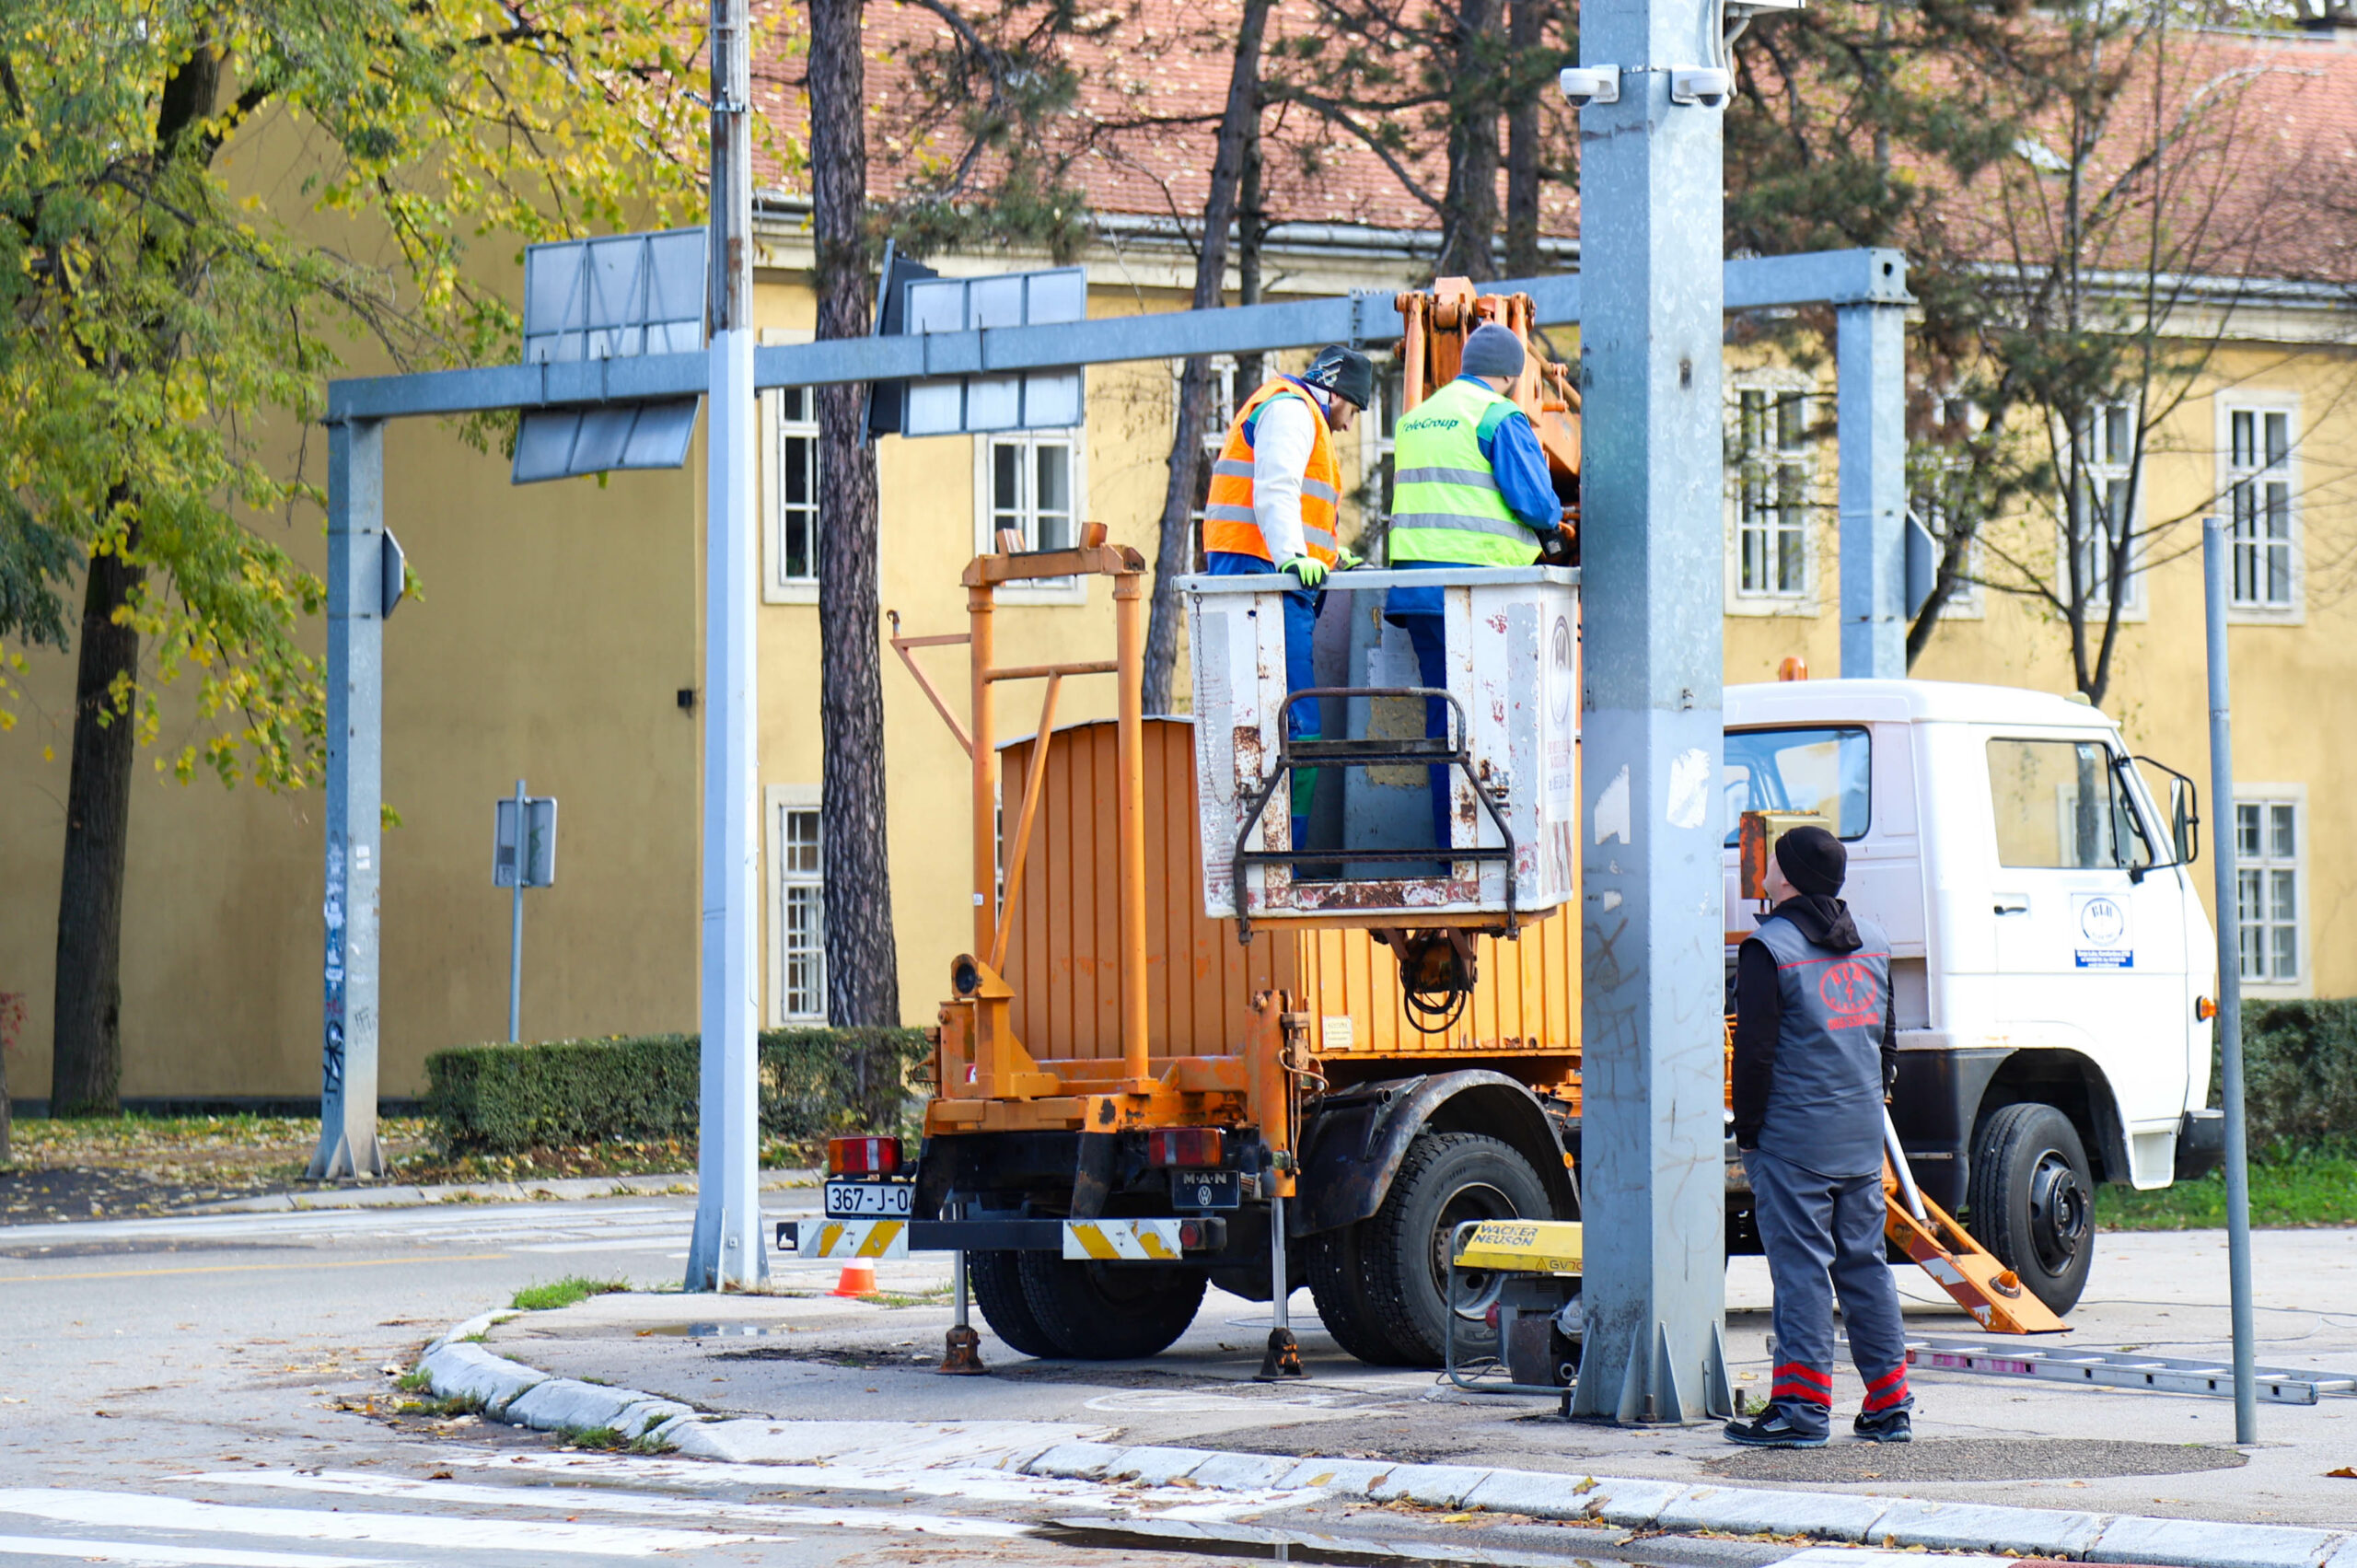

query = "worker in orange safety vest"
[{"left": 1202, "top": 345, "right": 1376, "bottom": 848}]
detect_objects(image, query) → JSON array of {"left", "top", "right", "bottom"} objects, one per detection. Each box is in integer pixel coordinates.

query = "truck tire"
[
  {"left": 1968, "top": 1102, "right": 2096, "bottom": 1316},
  {"left": 1017, "top": 1255, "right": 1207, "bottom": 1361},
  {"left": 970, "top": 1250, "right": 1062, "bottom": 1359},
  {"left": 1361, "top": 1131, "right": 1551, "bottom": 1367},
  {"left": 1306, "top": 1224, "right": 1415, "bottom": 1366}
]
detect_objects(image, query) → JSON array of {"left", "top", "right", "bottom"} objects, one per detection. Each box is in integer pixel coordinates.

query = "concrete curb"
[
  {"left": 191, "top": 1168, "right": 822, "bottom": 1214},
  {"left": 416, "top": 1320, "right": 2350, "bottom": 1566}
]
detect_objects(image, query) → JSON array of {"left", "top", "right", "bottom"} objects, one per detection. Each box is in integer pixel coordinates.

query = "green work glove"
[
  {"left": 1334, "top": 546, "right": 1365, "bottom": 571},
  {"left": 1280, "top": 555, "right": 1329, "bottom": 588}
]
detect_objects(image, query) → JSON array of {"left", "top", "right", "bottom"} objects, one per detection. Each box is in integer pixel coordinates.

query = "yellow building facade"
[{"left": 0, "top": 215, "right": 2348, "bottom": 1102}]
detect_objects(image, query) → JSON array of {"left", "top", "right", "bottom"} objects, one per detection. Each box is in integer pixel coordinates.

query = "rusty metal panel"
[{"left": 1002, "top": 717, "right": 1573, "bottom": 1063}]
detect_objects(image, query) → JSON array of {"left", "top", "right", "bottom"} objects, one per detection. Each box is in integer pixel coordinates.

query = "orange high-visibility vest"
[{"left": 1201, "top": 379, "right": 1341, "bottom": 565}]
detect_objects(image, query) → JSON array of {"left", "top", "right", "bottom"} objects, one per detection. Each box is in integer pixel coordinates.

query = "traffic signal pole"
[
  {"left": 1571, "top": 0, "right": 1736, "bottom": 1423},
  {"left": 683, "top": 0, "right": 769, "bottom": 1292}
]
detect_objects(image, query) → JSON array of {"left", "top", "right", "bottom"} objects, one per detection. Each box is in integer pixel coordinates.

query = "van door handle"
[{"left": 1993, "top": 894, "right": 2030, "bottom": 915}]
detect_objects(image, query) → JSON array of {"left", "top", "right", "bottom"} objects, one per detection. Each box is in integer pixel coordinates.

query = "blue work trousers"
[
  {"left": 1745, "top": 1146, "right": 1914, "bottom": 1436},
  {"left": 1393, "top": 612, "right": 1452, "bottom": 852},
  {"left": 1208, "top": 552, "right": 1319, "bottom": 850}
]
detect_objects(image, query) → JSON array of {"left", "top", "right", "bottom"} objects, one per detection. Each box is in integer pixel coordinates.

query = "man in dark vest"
[{"left": 1724, "top": 825, "right": 1914, "bottom": 1447}]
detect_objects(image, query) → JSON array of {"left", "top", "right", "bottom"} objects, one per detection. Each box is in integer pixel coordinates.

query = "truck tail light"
[
  {"left": 1178, "top": 1220, "right": 1206, "bottom": 1249},
  {"left": 2196, "top": 995, "right": 2218, "bottom": 1021},
  {"left": 1145, "top": 1128, "right": 1225, "bottom": 1168},
  {"left": 829, "top": 1135, "right": 903, "bottom": 1177}
]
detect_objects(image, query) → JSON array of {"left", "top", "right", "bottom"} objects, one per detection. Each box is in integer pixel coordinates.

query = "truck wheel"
[
  {"left": 1968, "top": 1103, "right": 2096, "bottom": 1316},
  {"left": 1362, "top": 1132, "right": 1550, "bottom": 1367},
  {"left": 1306, "top": 1224, "right": 1415, "bottom": 1366},
  {"left": 970, "top": 1250, "right": 1062, "bottom": 1359},
  {"left": 1017, "top": 1255, "right": 1207, "bottom": 1360}
]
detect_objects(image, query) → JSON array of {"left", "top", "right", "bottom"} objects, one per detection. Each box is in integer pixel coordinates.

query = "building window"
[
  {"left": 2066, "top": 401, "right": 2142, "bottom": 612},
  {"left": 2234, "top": 795, "right": 2303, "bottom": 988},
  {"left": 1178, "top": 359, "right": 1242, "bottom": 569},
  {"left": 1911, "top": 395, "right": 1982, "bottom": 619},
  {"left": 766, "top": 786, "right": 826, "bottom": 1026},
  {"left": 766, "top": 387, "right": 820, "bottom": 598},
  {"left": 981, "top": 432, "right": 1077, "bottom": 553},
  {"left": 1733, "top": 388, "right": 1810, "bottom": 599},
  {"left": 2225, "top": 406, "right": 2295, "bottom": 609}
]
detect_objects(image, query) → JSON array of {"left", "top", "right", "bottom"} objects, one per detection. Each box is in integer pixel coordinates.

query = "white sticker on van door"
[{"left": 2073, "top": 892, "right": 2133, "bottom": 969}]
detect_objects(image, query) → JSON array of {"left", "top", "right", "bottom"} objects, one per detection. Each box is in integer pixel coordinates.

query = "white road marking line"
[
  {"left": 0, "top": 1491, "right": 784, "bottom": 1558},
  {"left": 511, "top": 1240, "right": 686, "bottom": 1254},
  {"left": 171, "top": 1471, "right": 1021, "bottom": 1539},
  {"left": 442, "top": 1454, "right": 1316, "bottom": 1524},
  {"left": 0, "top": 1536, "right": 381, "bottom": 1568},
  {"left": 1770, "top": 1551, "right": 2012, "bottom": 1568}
]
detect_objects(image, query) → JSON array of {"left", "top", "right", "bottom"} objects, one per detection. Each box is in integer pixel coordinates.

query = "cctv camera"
[
  {"left": 1558, "top": 65, "right": 1620, "bottom": 109},
  {"left": 1669, "top": 66, "right": 1732, "bottom": 108}
]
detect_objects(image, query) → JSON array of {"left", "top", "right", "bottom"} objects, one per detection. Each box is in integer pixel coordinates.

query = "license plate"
[
  {"left": 1170, "top": 1169, "right": 1240, "bottom": 1210},
  {"left": 824, "top": 1179, "right": 913, "bottom": 1218}
]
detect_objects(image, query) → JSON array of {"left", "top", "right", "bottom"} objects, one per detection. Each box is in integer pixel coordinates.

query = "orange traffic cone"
[{"left": 830, "top": 1259, "right": 877, "bottom": 1297}]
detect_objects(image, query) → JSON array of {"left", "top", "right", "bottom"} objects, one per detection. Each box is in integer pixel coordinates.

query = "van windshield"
[{"left": 1723, "top": 726, "right": 1871, "bottom": 846}]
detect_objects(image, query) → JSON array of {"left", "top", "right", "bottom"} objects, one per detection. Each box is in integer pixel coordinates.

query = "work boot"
[
  {"left": 1722, "top": 1406, "right": 1828, "bottom": 1448},
  {"left": 1852, "top": 1405, "right": 1913, "bottom": 1444}
]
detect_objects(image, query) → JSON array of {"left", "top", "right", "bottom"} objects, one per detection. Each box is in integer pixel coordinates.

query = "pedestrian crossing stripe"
[
  {"left": 796, "top": 1218, "right": 910, "bottom": 1259},
  {"left": 1062, "top": 1219, "right": 1183, "bottom": 1260}
]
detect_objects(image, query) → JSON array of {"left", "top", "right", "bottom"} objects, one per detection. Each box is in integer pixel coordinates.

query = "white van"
[{"left": 1722, "top": 679, "right": 2223, "bottom": 1314}]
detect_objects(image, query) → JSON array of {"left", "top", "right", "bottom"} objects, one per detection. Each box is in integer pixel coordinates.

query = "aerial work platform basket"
[{"left": 1181, "top": 564, "right": 1581, "bottom": 933}]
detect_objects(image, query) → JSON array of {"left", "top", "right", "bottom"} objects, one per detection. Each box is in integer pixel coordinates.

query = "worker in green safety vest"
[{"left": 1385, "top": 321, "right": 1568, "bottom": 852}]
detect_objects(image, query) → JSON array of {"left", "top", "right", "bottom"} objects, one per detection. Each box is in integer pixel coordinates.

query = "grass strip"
[
  {"left": 2097, "top": 1149, "right": 2357, "bottom": 1231},
  {"left": 511, "top": 1275, "right": 632, "bottom": 1312}
]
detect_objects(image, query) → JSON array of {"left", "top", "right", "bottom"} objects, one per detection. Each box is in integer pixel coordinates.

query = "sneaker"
[
  {"left": 1853, "top": 1406, "right": 1912, "bottom": 1444},
  {"left": 1723, "top": 1409, "right": 1829, "bottom": 1448}
]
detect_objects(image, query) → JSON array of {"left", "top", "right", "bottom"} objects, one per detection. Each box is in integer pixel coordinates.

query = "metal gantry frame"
[{"left": 308, "top": 245, "right": 1911, "bottom": 1353}]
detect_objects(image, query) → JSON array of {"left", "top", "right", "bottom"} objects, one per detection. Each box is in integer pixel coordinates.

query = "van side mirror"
[{"left": 2134, "top": 755, "right": 2200, "bottom": 867}]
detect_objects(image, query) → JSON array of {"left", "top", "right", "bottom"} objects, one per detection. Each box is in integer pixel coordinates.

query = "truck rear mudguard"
[{"left": 1293, "top": 1070, "right": 1578, "bottom": 1237}]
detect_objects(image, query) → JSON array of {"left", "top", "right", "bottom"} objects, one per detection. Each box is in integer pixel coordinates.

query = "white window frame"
[
  {"left": 2232, "top": 786, "right": 2307, "bottom": 998},
  {"left": 2219, "top": 397, "right": 2303, "bottom": 621},
  {"left": 1725, "top": 379, "right": 1817, "bottom": 614},
  {"left": 765, "top": 784, "right": 828, "bottom": 1026},
  {"left": 1177, "top": 357, "right": 1242, "bottom": 571},
  {"left": 1911, "top": 392, "right": 1984, "bottom": 620},
  {"left": 973, "top": 428, "right": 1087, "bottom": 605},
  {"left": 759, "top": 327, "right": 819, "bottom": 606},
  {"left": 2059, "top": 399, "right": 2145, "bottom": 620}
]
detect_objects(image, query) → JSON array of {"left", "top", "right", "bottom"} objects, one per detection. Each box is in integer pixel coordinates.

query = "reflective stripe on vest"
[
  {"left": 1388, "top": 378, "right": 1538, "bottom": 568},
  {"left": 1202, "top": 379, "right": 1341, "bottom": 563}
]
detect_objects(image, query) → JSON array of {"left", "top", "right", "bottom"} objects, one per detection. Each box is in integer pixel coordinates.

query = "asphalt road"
[{"left": 0, "top": 1195, "right": 1796, "bottom": 1568}]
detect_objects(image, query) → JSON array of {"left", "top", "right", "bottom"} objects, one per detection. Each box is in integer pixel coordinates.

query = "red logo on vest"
[{"left": 1818, "top": 960, "right": 1880, "bottom": 1028}]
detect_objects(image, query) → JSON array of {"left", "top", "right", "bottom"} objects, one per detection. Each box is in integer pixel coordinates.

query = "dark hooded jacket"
[{"left": 1730, "top": 894, "right": 1898, "bottom": 1156}]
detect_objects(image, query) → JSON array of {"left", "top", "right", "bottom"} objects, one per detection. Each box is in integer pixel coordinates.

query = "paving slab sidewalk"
[{"left": 413, "top": 1259, "right": 2357, "bottom": 1568}]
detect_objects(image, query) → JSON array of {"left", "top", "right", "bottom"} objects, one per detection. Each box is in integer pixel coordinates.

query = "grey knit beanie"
[{"left": 1461, "top": 322, "right": 1527, "bottom": 379}]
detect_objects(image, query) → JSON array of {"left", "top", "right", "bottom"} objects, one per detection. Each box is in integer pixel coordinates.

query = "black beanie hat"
[{"left": 1774, "top": 825, "right": 1846, "bottom": 897}]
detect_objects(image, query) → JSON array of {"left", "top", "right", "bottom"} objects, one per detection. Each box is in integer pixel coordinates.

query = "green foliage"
[
  {"left": 511, "top": 1275, "right": 631, "bottom": 1311},
  {"left": 2100, "top": 1150, "right": 2357, "bottom": 1231},
  {"left": 424, "top": 1028, "right": 933, "bottom": 1156},
  {"left": 0, "top": 0, "right": 751, "bottom": 771},
  {"left": 2232, "top": 999, "right": 2357, "bottom": 1156}
]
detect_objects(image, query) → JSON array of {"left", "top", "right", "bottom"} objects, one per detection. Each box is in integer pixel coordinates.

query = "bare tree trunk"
[
  {"left": 1437, "top": 0, "right": 1504, "bottom": 280},
  {"left": 51, "top": 540, "right": 143, "bottom": 1116},
  {"left": 1236, "top": 112, "right": 1266, "bottom": 391},
  {"left": 1141, "top": 0, "right": 1274, "bottom": 715},
  {"left": 1504, "top": 0, "right": 1544, "bottom": 278},
  {"left": 808, "top": 0, "right": 899, "bottom": 1028}
]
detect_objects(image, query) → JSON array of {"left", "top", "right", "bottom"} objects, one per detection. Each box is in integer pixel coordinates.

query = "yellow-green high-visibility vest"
[{"left": 1388, "top": 377, "right": 1541, "bottom": 567}]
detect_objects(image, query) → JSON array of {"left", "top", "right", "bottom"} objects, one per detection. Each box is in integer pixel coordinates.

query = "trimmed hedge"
[
  {"left": 424, "top": 1028, "right": 931, "bottom": 1156},
  {"left": 2237, "top": 999, "right": 2357, "bottom": 1155}
]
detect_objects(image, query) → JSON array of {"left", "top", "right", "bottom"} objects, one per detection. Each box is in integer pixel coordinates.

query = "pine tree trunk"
[
  {"left": 1141, "top": 0, "right": 1274, "bottom": 715},
  {"left": 51, "top": 542, "right": 144, "bottom": 1117},
  {"left": 808, "top": 0, "right": 899, "bottom": 1028},
  {"left": 1504, "top": 0, "right": 1545, "bottom": 277},
  {"left": 1438, "top": 0, "right": 1504, "bottom": 280}
]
